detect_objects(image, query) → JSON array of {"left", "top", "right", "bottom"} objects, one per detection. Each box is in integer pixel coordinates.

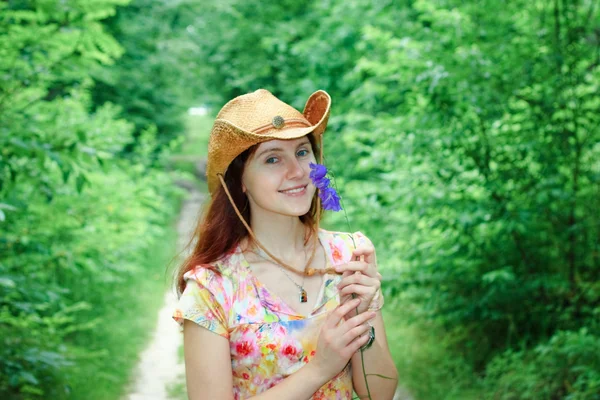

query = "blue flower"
[
  {"left": 309, "top": 163, "right": 342, "bottom": 211},
  {"left": 313, "top": 176, "right": 330, "bottom": 190},
  {"left": 319, "top": 186, "right": 342, "bottom": 211},
  {"left": 309, "top": 162, "right": 327, "bottom": 180}
]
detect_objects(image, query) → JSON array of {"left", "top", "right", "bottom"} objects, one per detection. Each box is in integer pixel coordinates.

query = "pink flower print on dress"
[{"left": 329, "top": 236, "right": 352, "bottom": 264}]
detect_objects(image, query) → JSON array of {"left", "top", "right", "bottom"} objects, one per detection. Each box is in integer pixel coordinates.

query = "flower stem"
[{"left": 325, "top": 159, "right": 374, "bottom": 400}]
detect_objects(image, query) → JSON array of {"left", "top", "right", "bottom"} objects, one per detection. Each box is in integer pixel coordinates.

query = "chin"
[
  {"left": 275, "top": 200, "right": 314, "bottom": 217},
  {"left": 256, "top": 191, "right": 316, "bottom": 217},
  {"left": 280, "top": 205, "right": 312, "bottom": 217}
]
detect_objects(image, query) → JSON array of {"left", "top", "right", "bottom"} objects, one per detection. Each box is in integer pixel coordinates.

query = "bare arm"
[
  {"left": 351, "top": 312, "right": 399, "bottom": 400},
  {"left": 335, "top": 239, "right": 399, "bottom": 399},
  {"left": 183, "top": 320, "right": 234, "bottom": 399},
  {"left": 184, "top": 298, "right": 376, "bottom": 400}
]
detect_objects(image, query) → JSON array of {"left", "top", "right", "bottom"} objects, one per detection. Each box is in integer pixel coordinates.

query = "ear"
[{"left": 242, "top": 183, "right": 247, "bottom": 193}]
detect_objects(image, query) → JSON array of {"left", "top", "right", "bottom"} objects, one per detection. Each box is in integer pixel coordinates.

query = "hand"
[
  {"left": 335, "top": 245, "right": 382, "bottom": 315},
  {"left": 310, "top": 298, "right": 377, "bottom": 381}
]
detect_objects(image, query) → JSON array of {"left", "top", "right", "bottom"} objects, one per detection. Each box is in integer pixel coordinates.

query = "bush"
[
  {"left": 0, "top": 1, "right": 188, "bottom": 397},
  {"left": 484, "top": 329, "right": 600, "bottom": 400}
]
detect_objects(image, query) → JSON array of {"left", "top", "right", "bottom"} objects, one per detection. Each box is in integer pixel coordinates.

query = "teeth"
[{"left": 282, "top": 186, "right": 305, "bottom": 194}]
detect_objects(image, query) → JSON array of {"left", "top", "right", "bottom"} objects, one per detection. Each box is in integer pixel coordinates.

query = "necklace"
[
  {"left": 253, "top": 247, "right": 308, "bottom": 303},
  {"left": 251, "top": 245, "right": 314, "bottom": 303}
]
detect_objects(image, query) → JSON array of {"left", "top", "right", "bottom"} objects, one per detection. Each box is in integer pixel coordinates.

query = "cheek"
[{"left": 243, "top": 166, "right": 279, "bottom": 195}]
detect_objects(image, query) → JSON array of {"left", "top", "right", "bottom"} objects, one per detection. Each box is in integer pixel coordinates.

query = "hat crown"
[
  {"left": 215, "top": 89, "right": 309, "bottom": 133},
  {"left": 206, "top": 89, "right": 331, "bottom": 196}
]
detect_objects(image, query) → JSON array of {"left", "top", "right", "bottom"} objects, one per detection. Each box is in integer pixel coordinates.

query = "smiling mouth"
[{"left": 279, "top": 184, "right": 308, "bottom": 194}]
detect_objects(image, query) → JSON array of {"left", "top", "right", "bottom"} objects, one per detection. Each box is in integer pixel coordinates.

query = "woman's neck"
[{"left": 248, "top": 213, "right": 311, "bottom": 259}]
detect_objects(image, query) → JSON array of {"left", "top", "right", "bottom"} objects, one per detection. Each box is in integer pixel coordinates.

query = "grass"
[
  {"left": 65, "top": 218, "right": 181, "bottom": 400},
  {"left": 383, "top": 307, "right": 485, "bottom": 400}
]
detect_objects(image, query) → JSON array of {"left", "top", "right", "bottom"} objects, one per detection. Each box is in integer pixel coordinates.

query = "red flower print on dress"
[
  {"left": 233, "top": 330, "right": 259, "bottom": 359},
  {"left": 279, "top": 338, "right": 301, "bottom": 361},
  {"left": 236, "top": 341, "right": 254, "bottom": 357},
  {"left": 282, "top": 344, "right": 298, "bottom": 358}
]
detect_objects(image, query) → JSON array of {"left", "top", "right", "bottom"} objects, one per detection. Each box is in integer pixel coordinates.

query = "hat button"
[{"left": 272, "top": 115, "right": 285, "bottom": 129}]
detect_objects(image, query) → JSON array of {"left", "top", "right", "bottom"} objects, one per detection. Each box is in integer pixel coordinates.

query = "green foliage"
[
  {"left": 91, "top": 0, "right": 204, "bottom": 148},
  {"left": 3, "top": 0, "right": 599, "bottom": 397},
  {"left": 484, "top": 329, "right": 600, "bottom": 400},
  {"left": 1, "top": 0, "right": 188, "bottom": 398}
]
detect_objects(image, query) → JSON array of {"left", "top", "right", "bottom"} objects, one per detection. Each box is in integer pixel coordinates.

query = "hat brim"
[{"left": 207, "top": 90, "right": 331, "bottom": 195}]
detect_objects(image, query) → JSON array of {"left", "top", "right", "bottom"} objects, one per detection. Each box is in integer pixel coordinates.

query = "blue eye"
[
  {"left": 297, "top": 149, "right": 309, "bottom": 157},
  {"left": 266, "top": 157, "right": 278, "bottom": 164}
]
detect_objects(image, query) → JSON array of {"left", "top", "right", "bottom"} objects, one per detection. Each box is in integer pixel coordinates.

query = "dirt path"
[{"left": 125, "top": 185, "right": 205, "bottom": 400}]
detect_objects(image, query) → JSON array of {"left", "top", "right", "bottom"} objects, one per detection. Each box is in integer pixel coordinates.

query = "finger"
[
  {"left": 339, "top": 283, "right": 377, "bottom": 298},
  {"left": 339, "top": 292, "right": 354, "bottom": 306},
  {"left": 334, "top": 261, "right": 370, "bottom": 275},
  {"left": 349, "top": 329, "right": 372, "bottom": 354},
  {"left": 337, "top": 271, "right": 354, "bottom": 303},
  {"left": 337, "top": 272, "right": 373, "bottom": 289},
  {"left": 341, "top": 322, "right": 373, "bottom": 346},
  {"left": 326, "top": 298, "right": 361, "bottom": 328},
  {"left": 352, "top": 245, "right": 376, "bottom": 264},
  {"left": 343, "top": 310, "right": 376, "bottom": 331},
  {"left": 338, "top": 270, "right": 359, "bottom": 305}
]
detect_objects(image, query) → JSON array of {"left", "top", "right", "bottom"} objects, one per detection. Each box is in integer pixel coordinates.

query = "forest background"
[{"left": 1, "top": 0, "right": 599, "bottom": 399}]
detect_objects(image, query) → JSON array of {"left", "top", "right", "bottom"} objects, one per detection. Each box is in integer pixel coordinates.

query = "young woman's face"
[{"left": 242, "top": 136, "right": 317, "bottom": 218}]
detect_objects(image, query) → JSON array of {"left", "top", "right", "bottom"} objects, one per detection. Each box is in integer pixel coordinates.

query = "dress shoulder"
[
  {"left": 319, "top": 228, "right": 375, "bottom": 265},
  {"left": 173, "top": 252, "right": 243, "bottom": 337}
]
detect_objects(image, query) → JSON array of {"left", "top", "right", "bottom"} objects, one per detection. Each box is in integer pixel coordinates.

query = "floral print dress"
[{"left": 172, "top": 229, "right": 384, "bottom": 399}]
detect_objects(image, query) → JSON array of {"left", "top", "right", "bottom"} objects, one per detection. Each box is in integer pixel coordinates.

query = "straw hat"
[{"left": 206, "top": 89, "right": 331, "bottom": 195}]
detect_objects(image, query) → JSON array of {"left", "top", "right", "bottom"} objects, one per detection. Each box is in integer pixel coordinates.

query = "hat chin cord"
[
  {"left": 216, "top": 173, "right": 337, "bottom": 277},
  {"left": 216, "top": 131, "right": 337, "bottom": 276}
]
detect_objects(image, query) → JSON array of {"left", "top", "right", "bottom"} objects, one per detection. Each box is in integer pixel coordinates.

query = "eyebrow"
[{"left": 255, "top": 140, "right": 311, "bottom": 159}]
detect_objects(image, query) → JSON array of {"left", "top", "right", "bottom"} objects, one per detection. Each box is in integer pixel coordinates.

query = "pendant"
[{"left": 300, "top": 287, "right": 308, "bottom": 303}]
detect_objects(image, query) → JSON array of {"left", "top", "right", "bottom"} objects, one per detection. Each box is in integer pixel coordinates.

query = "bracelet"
[
  {"left": 359, "top": 325, "right": 376, "bottom": 351},
  {"left": 367, "top": 289, "right": 383, "bottom": 311}
]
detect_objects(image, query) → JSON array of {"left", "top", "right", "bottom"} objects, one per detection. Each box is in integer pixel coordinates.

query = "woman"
[{"left": 173, "top": 89, "right": 398, "bottom": 399}]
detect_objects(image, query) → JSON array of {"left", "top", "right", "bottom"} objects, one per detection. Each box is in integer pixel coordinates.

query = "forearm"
[
  {"left": 248, "top": 363, "right": 328, "bottom": 400},
  {"left": 351, "top": 317, "right": 398, "bottom": 399}
]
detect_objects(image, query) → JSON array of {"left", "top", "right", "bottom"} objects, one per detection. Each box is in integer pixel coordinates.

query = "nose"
[{"left": 286, "top": 158, "right": 306, "bottom": 180}]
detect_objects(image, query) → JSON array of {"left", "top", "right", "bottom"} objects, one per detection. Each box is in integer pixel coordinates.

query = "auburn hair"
[{"left": 175, "top": 134, "right": 322, "bottom": 295}]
